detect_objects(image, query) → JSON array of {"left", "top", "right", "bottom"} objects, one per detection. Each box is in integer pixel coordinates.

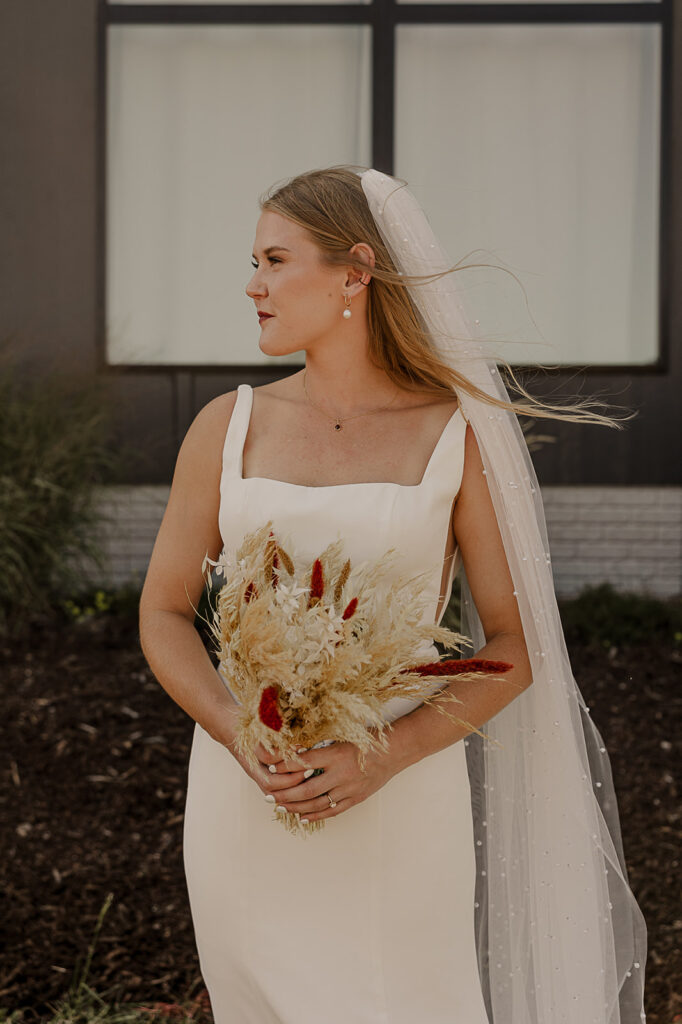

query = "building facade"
[{"left": 2, "top": 0, "right": 680, "bottom": 597}]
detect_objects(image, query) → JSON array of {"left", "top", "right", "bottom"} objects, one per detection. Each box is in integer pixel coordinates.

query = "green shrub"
[
  {"left": 559, "top": 582, "right": 682, "bottom": 648},
  {"left": 0, "top": 355, "right": 118, "bottom": 635},
  {"left": 59, "top": 584, "right": 142, "bottom": 625},
  {"left": 441, "top": 582, "right": 681, "bottom": 652}
]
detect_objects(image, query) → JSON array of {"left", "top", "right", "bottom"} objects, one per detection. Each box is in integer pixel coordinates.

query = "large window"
[
  {"left": 107, "top": 24, "right": 371, "bottom": 365},
  {"left": 105, "top": 0, "right": 670, "bottom": 370}
]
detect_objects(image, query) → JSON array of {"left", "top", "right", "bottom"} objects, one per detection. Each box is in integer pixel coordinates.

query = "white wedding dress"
[{"left": 183, "top": 383, "right": 490, "bottom": 1024}]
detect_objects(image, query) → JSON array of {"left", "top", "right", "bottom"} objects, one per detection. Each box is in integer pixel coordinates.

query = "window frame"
[{"left": 98, "top": 0, "right": 673, "bottom": 377}]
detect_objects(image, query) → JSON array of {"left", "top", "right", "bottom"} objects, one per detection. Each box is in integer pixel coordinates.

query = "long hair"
[{"left": 261, "top": 165, "right": 631, "bottom": 427}]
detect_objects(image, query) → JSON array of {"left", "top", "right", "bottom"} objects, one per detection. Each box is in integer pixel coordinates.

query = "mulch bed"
[{"left": 1, "top": 612, "right": 679, "bottom": 1022}]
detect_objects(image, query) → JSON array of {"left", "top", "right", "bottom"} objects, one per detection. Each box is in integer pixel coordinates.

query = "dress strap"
[
  {"left": 221, "top": 383, "right": 253, "bottom": 480},
  {"left": 421, "top": 406, "right": 468, "bottom": 496}
]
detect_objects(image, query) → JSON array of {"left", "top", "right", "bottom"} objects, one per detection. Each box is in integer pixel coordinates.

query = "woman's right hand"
[
  {"left": 210, "top": 708, "right": 311, "bottom": 802},
  {"left": 235, "top": 740, "right": 314, "bottom": 802}
]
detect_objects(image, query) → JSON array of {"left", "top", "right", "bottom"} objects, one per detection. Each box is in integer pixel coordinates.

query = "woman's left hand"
[{"left": 261, "top": 731, "right": 398, "bottom": 823}]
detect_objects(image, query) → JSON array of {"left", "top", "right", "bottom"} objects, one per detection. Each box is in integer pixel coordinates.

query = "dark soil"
[{"left": 1, "top": 612, "right": 679, "bottom": 1022}]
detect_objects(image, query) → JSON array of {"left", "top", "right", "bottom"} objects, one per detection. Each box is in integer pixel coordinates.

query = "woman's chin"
[{"left": 258, "top": 337, "right": 306, "bottom": 359}]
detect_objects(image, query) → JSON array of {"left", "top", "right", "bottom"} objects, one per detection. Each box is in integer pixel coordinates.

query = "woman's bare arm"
[
  {"left": 139, "top": 392, "right": 242, "bottom": 749},
  {"left": 139, "top": 391, "right": 315, "bottom": 802},
  {"left": 387, "top": 423, "right": 534, "bottom": 772}
]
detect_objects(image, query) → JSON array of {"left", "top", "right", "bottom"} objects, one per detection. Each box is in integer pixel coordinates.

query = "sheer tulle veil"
[{"left": 360, "top": 169, "right": 648, "bottom": 1023}]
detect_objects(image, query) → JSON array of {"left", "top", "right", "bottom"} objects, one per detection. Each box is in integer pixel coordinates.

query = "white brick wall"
[
  {"left": 90, "top": 485, "right": 682, "bottom": 599},
  {"left": 92, "top": 485, "right": 170, "bottom": 589},
  {"left": 541, "top": 486, "right": 682, "bottom": 598}
]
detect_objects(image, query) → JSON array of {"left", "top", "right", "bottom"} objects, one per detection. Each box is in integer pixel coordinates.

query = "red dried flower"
[
  {"left": 342, "top": 596, "right": 358, "bottom": 620},
  {"left": 403, "top": 658, "right": 513, "bottom": 677},
  {"left": 308, "top": 558, "right": 325, "bottom": 608},
  {"left": 244, "top": 581, "right": 259, "bottom": 603},
  {"left": 258, "top": 685, "right": 283, "bottom": 731}
]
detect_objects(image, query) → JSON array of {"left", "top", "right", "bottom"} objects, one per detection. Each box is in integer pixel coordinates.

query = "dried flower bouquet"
[{"left": 203, "top": 521, "right": 512, "bottom": 835}]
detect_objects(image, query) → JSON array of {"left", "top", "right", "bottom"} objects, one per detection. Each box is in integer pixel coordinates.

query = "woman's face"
[{"left": 246, "top": 211, "right": 349, "bottom": 357}]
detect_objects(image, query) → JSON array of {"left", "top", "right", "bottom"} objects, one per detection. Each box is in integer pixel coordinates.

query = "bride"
[{"left": 139, "top": 165, "right": 648, "bottom": 1023}]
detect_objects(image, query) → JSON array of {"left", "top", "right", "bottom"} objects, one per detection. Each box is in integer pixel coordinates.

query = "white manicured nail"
[
  {"left": 303, "top": 768, "right": 314, "bottom": 779},
  {"left": 297, "top": 747, "right": 308, "bottom": 753},
  {"left": 300, "top": 818, "right": 309, "bottom": 824},
  {"left": 268, "top": 764, "right": 277, "bottom": 773},
  {"left": 264, "top": 794, "right": 275, "bottom": 803},
  {"left": 275, "top": 805, "right": 286, "bottom": 813}
]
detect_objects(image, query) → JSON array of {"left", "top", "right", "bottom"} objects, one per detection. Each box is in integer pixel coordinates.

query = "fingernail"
[
  {"left": 268, "top": 764, "right": 277, "bottom": 774},
  {"left": 264, "top": 794, "right": 275, "bottom": 803},
  {"left": 297, "top": 747, "right": 308, "bottom": 753},
  {"left": 300, "top": 818, "right": 309, "bottom": 824},
  {"left": 275, "top": 805, "right": 286, "bottom": 813},
  {"left": 303, "top": 768, "right": 314, "bottom": 779}
]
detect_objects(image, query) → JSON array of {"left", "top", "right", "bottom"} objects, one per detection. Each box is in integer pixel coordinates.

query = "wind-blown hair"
[{"left": 261, "top": 165, "right": 631, "bottom": 427}]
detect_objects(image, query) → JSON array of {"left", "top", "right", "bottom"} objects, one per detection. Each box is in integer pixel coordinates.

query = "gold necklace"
[{"left": 302, "top": 368, "right": 401, "bottom": 431}]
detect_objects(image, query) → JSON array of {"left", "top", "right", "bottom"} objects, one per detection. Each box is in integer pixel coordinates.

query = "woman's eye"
[{"left": 250, "top": 256, "right": 281, "bottom": 268}]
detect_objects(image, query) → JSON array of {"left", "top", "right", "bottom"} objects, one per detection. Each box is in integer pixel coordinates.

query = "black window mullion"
[
  {"left": 657, "top": 0, "right": 673, "bottom": 374},
  {"left": 107, "top": 1, "right": 665, "bottom": 24},
  {"left": 371, "top": 0, "right": 395, "bottom": 173},
  {"left": 396, "top": 4, "right": 664, "bottom": 26},
  {"left": 108, "top": 3, "right": 371, "bottom": 24}
]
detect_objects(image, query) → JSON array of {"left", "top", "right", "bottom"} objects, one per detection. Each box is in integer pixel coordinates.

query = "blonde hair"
[{"left": 261, "top": 166, "right": 633, "bottom": 427}]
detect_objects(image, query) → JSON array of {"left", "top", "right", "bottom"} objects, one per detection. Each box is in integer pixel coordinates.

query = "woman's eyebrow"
[{"left": 252, "top": 245, "right": 291, "bottom": 259}]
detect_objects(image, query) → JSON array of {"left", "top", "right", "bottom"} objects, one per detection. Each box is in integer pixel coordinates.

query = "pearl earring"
[{"left": 342, "top": 295, "right": 352, "bottom": 320}]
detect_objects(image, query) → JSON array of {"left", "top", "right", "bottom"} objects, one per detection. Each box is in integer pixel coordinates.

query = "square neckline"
[{"left": 237, "top": 383, "right": 466, "bottom": 490}]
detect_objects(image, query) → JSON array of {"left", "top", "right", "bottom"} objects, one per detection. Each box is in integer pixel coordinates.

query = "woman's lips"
[{"left": 258, "top": 313, "right": 273, "bottom": 324}]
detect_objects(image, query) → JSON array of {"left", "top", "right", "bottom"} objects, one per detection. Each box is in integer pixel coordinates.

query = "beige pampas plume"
[
  {"left": 333, "top": 558, "right": 352, "bottom": 605},
  {"left": 277, "top": 543, "right": 295, "bottom": 577}
]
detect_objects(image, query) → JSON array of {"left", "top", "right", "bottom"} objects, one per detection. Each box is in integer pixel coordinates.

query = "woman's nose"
[{"left": 246, "top": 272, "right": 266, "bottom": 299}]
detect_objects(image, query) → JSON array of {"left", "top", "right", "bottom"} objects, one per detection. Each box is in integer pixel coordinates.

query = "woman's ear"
[{"left": 345, "top": 242, "right": 375, "bottom": 294}]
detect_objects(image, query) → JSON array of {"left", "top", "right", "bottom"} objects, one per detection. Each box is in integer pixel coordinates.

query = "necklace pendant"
[{"left": 334, "top": 421, "right": 342, "bottom": 431}]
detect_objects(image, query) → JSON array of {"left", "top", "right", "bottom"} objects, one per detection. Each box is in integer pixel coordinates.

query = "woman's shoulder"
[
  {"left": 408, "top": 389, "right": 461, "bottom": 427},
  {"left": 189, "top": 388, "right": 241, "bottom": 435},
  {"left": 175, "top": 390, "right": 242, "bottom": 477},
  {"left": 184, "top": 378, "right": 293, "bottom": 448}
]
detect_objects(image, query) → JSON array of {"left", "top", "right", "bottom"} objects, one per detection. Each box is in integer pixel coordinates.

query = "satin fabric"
[{"left": 183, "top": 383, "right": 489, "bottom": 1023}]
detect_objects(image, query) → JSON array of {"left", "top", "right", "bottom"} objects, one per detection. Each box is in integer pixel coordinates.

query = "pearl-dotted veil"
[{"left": 360, "top": 169, "right": 648, "bottom": 1024}]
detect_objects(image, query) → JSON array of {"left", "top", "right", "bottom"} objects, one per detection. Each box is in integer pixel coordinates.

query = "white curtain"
[
  {"left": 396, "top": 22, "right": 660, "bottom": 366},
  {"left": 107, "top": 25, "right": 371, "bottom": 365}
]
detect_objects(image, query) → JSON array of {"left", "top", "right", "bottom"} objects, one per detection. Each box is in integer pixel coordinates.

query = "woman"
[{"left": 139, "top": 167, "right": 647, "bottom": 1023}]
